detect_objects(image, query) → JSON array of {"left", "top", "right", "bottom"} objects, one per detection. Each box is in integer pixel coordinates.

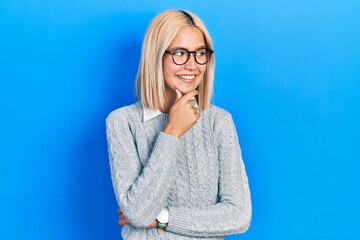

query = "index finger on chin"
[{"left": 181, "top": 89, "right": 198, "bottom": 101}]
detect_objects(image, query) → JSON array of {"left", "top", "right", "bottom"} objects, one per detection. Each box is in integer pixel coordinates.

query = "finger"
[
  {"left": 174, "top": 89, "right": 183, "bottom": 103},
  {"left": 181, "top": 89, "right": 198, "bottom": 101},
  {"left": 118, "top": 218, "right": 129, "bottom": 226},
  {"left": 117, "top": 208, "right": 122, "bottom": 215},
  {"left": 195, "top": 111, "right": 201, "bottom": 120},
  {"left": 119, "top": 213, "right": 126, "bottom": 219},
  {"left": 188, "top": 99, "right": 197, "bottom": 107}
]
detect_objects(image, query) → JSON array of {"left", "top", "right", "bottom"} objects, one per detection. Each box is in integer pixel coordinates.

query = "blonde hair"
[{"left": 135, "top": 9, "right": 215, "bottom": 111}]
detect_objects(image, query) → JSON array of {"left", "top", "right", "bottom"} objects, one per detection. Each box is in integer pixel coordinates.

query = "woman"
[{"left": 106, "top": 9, "right": 251, "bottom": 239}]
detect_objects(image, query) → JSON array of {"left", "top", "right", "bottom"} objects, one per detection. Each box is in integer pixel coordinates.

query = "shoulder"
[
  {"left": 204, "top": 104, "right": 236, "bottom": 134},
  {"left": 205, "top": 104, "right": 233, "bottom": 122},
  {"left": 106, "top": 102, "right": 142, "bottom": 126},
  {"left": 107, "top": 102, "right": 142, "bottom": 120}
]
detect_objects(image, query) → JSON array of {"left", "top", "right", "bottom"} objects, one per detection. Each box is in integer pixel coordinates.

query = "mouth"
[{"left": 177, "top": 75, "right": 196, "bottom": 82}]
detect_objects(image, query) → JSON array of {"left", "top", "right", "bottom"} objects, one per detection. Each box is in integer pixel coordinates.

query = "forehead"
[{"left": 168, "top": 26, "right": 205, "bottom": 49}]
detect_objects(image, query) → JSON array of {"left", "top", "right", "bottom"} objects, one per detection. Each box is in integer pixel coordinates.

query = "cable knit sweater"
[{"left": 106, "top": 102, "right": 252, "bottom": 239}]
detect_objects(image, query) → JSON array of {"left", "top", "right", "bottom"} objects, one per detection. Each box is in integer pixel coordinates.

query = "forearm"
[
  {"left": 166, "top": 199, "right": 251, "bottom": 237},
  {"left": 107, "top": 114, "right": 179, "bottom": 227},
  {"left": 166, "top": 161, "right": 251, "bottom": 237}
]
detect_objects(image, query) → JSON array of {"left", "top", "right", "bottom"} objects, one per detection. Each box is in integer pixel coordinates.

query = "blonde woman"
[{"left": 106, "top": 9, "right": 252, "bottom": 239}]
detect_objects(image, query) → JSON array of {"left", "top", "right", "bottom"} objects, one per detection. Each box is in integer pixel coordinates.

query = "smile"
[{"left": 178, "top": 75, "right": 196, "bottom": 80}]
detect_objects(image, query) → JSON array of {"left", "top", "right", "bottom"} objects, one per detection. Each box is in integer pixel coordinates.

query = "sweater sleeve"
[
  {"left": 106, "top": 111, "right": 179, "bottom": 228},
  {"left": 166, "top": 112, "right": 252, "bottom": 237}
]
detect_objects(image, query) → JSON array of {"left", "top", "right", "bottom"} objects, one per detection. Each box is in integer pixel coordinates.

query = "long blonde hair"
[{"left": 135, "top": 9, "right": 215, "bottom": 111}]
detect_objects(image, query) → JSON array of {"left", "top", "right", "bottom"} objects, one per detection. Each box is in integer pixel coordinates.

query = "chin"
[
  {"left": 177, "top": 86, "right": 198, "bottom": 94},
  {"left": 176, "top": 82, "right": 201, "bottom": 94}
]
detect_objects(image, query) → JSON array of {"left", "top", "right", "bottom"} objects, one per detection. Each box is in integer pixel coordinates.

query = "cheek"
[
  {"left": 163, "top": 57, "right": 177, "bottom": 74},
  {"left": 164, "top": 65, "right": 180, "bottom": 78},
  {"left": 199, "top": 66, "right": 207, "bottom": 78}
]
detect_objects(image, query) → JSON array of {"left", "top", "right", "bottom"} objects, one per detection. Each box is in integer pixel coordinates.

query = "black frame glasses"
[{"left": 164, "top": 47, "right": 214, "bottom": 65}]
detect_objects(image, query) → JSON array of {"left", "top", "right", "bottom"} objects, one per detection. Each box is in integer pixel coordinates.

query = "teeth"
[{"left": 179, "top": 75, "right": 195, "bottom": 80}]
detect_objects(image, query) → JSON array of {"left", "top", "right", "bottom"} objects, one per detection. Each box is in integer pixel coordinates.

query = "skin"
[
  {"left": 118, "top": 26, "right": 207, "bottom": 230},
  {"left": 161, "top": 26, "right": 207, "bottom": 113},
  {"left": 162, "top": 26, "right": 206, "bottom": 137}
]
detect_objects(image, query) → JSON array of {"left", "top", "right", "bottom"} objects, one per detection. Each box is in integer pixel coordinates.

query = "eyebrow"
[{"left": 168, "top": 45, "right": 207, "bottom": 51}]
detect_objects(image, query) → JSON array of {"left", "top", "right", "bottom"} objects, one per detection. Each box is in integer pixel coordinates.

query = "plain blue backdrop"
[{"left": 1, "top": 1, "right": 359, "bottom": 239}]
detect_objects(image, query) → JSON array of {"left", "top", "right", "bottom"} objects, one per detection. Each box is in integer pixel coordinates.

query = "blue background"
[{"left": 1, "top": 1, "right": 359, "bottom": 239}]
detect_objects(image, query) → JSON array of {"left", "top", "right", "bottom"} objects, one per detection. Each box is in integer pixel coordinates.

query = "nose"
[{"left": 184, "top": 53, "right": 197, "bottom": 70}]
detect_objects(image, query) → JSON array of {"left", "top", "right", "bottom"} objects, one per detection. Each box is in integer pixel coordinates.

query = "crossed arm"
[
  {"left": 108, "top": 113, "right": 251, "bottom": 237},
  {"left": 107, "top": 91, "right": 251, "bottom": 237}
]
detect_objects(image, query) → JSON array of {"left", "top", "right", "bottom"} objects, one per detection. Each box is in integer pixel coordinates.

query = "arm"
[
  {"left": 106, "top": 111, "right": 179, "bottom": 228},
  {"left": 166, "top": 112, "right": 252, "bottom": 237},
  {"left": 108, "top": 90, "right": 201, "bottom": 228}
]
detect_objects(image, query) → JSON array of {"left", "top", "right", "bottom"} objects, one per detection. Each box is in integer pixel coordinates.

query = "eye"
[
  {"left": 174, "top": 49, "right": 187, "bottom": 56},
  {"left": 196, "top": 49, "right": 206, "bottom": 56}
]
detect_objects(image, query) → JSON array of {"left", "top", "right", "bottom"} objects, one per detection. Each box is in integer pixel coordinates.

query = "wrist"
[
  {"left": 156, "top": 208, "right": 169, "bottom": 229},
  {"left": 163, "top": 124, "right": 181, "bottom": 138}
]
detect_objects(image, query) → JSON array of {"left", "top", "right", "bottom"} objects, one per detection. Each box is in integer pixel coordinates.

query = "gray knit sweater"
[{"left": 106, "top": 102, "right": 251, "bottom": 239}]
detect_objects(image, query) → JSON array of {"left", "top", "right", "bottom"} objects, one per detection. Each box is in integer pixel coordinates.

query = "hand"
[
  {"left": 117, "top": 208, "right": 129, "bottom": 226},
  {"left": 117, "top": 208, "right": 157, "bottom": 228},
  {"left": 163, "top": 89, "right": 200, "bottom": 138}
]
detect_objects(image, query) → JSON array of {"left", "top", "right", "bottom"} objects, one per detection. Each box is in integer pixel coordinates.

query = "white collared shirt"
[
  {"left": 143, "top": 106, "right": 163, "bottom": 122},
  {"left": 142, "top": 97, "right": 198, "bottom": 122}
]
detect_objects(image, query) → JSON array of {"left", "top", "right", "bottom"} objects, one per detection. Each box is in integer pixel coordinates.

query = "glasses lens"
[
  {"left": 195, "top": 49, "right": 211, "bottom": 64},
  {"left": 173, "top": 49, "right": 189, "bottom": 65}
]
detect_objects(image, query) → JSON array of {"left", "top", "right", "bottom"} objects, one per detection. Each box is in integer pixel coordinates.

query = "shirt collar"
[
  {"left": 143, "top": 106, "right": 163, "bottom": 122},
  {"left": 142, "top": 97, "right": 199, "bottom": 122}
]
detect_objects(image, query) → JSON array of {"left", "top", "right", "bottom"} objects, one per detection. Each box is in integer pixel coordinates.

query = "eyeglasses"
[{"left": 164, "top": 47, "right": 214, "bottom": 65}]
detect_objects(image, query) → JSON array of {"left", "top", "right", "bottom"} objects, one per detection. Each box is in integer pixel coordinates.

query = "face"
[{"left": 162, "top": 26, "right": 207, "bottom": 97}]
